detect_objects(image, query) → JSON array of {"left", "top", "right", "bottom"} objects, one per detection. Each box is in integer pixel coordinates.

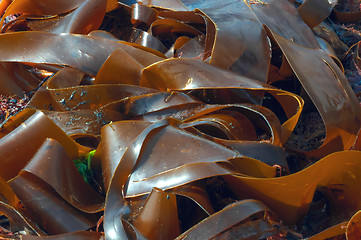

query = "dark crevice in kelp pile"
[{"left": 0, "top": 0, "right": 361, "bottom": 239}]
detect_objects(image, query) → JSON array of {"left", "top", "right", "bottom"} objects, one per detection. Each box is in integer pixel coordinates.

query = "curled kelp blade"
[
  {"left": 316, "top": 36, "right": 345, "bottom": 73},
  {"left": 132, "top": 188, "right": 180, "bottom": 240},
  {"left": 104, "top": 119, "right": 177, "bottom": 240},
  {"left": 0, "top": 0, "right": 86, "bottom": 26},
  {"left": 226, "top": 150, "right": 361, "bottom": 226},
  {"left": 124, "top": 99, "right": 287, "bottom": 167},
  {"left": 0, "top": 113, "right": 104, "bottom": 231},
  {"left": 47, "top": 0, "right": 106, "bottom": 35},
  {"left": 129, "top": 28, "right": 167, "bottom": 53},
  {"left": 29, "top": 84, "right": 157, "bottom": 112},
  {"left": 4, "top": 0, "right": 106, "bottom": 35},
  {"left": 308, "top": 222, "right": 347, "bottom": 240},
  {"left": 94, "top": 48, "right": 164, "bottom": 85},
  {"left": 167, "top": 35, "right": 206, "bottom": 59},
  {"left": 247, "top": 0, "right": 361, "bottom": 157},
  {"left": 131, "top": 3, "right": 157, "bottom": 28},
  {"left": 100, "top": 119, "right": 239, "bottom": 196},
  {"left": 100, "top": 121, "right": 152, "bottom": 191},
  {"left": 157, "top": 9, "right": 205, "bottom": 25},
  {"left": 101, "top": 118, "right": 287, "bottom": 239},
  {"left": 21, "top": 138, "right": 104, "bottom": 213},
  {"left": 296, "top": 0, "right": 336, "bottom": 29},
  {"left": 47, "top": 85, "right": 157, "bottom": 111},
  {"left": 88, "top": 30, "right": 120, "bottom": 40},
  {"left": 0, "top": 109, "right": 78, "bottom": 181},
  {"left": 209, "top": 140, "right": 288, "bottom": 169},
  {"left": 103, "top": 90, "right": 283, "bottom": 147},
  {"left": 118, "top": 186, "right": 213, "bottom": 240},
  {"left": 45, "top": 109, "right": 123, "bottom": 136},
  {"left": 123, "top": 124, "right": 239, "bottom": 197},
  {"left": 149, "top": 16, "right": 203, "bottom": 35},
  {"left": 140, "top": 58, "right": 303, "bottom": 145},
  {"left": 271, "top": 31, "right": 360, "bottom": 157},
  {"left": 175, "top": 199, "right": 276, "bottom": 240},
  {"left": 1, "top": 0, "right": 118, "bottom": 24},
  {"left": 181, "top": 111, "right": 259, "bottom": 141},
  {"left": 346, "top": 210, "right": 361, "bottom": 240},
  {"left": 313, "top": 22, "right": 349, "bottom": 59},
  {"left": 333, "top": 3, "right": 361, "bottom": 23},
  {"left": 0, "top": 176, "right": 19, "bottom": 207},
  {"left": 0, "top": 62, "right": 41, "bottom": 97},
  {"left": 9, "top": 172, "right": 99, "bottom": 235},
  {"left": 180, "top": 104, "right": 282, "bottom": 145},
  {"left": 102, "top": 119, "right": 237, "bottom": 239},
  {"left": 247, "top": 0, "right": 320, "bottom": 48},
  {"left": 0, "top": 201, "right": 46, "bottom": 236},
  {"left": 0, "top": 32, "right": 163, "bottom": 76},
  {"left": 189, "top": 0, "right": 272, "bottom": 82},
  {"left": 168, "top": 181, "right": 214, "bottom": 216},
  {"left": 120, "top": 0, "right": 271, "bottom": 81},
  {"left": 103, "top": 91, "right": 203, "bottom": 119},
  {"left": 148, "top": 17, "right": 203, "bottom": 48},
  {"left": 103, "top": 118, "right": 276, "bottom": 238},
  {"left": 307, "top": 210, "right": 361, "bottom": 240},
  {"left": 46, "top": 67, "right": 84, "bottom": 89}
]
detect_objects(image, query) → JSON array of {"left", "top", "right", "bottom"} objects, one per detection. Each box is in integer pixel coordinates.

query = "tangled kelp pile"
[{"left": 0, "top": 0, "right": 361, "bottom": 239}]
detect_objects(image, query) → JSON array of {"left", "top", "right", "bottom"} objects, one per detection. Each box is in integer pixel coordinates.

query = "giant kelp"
[{"left": 0, "top": 0, "right": 360, "bottom": 239}]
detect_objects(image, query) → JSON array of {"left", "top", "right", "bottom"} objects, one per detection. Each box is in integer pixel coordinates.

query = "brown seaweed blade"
[
  {"left": 94, "top": 48, "right": 164, "bottom": 85},
  {"left": 100, "top": 112, "right": 360, "bottom": 232},
  {"left": 307, "top": 222, "right": 347, "bottom": 240},
  {"left": 101, "top": 118, "right": 286, "bottom": 238},
  {"left": 0, "top": 201, "right": 46, "bottom": 236},
  {"left": 132, "top": 188, "right": 180, "bottom": 239},
  {"left": 0, "top": 63, "right": 41, "bottom": 97},
  {"left": 346, "top": 210, "right": 361, "bottom": 240},
  {"left": 9, "top": 172, "right": 98, "bottom": 235},
  {"left": 297, "top": 0, "right": 336, "bottom": 29},
  {"left": 0, "top": 32, "right": 163, "bottom": 76},
  {"left": 101, "top": 91, "right": 284, "bottom": 148},
  {"left": 0, "top": 109, "right": 78, "bottom": 181},
  {"left": 104, "top": 119, "right": 176, "bottom": 240},
  {"left": 20, "top": 138, "right": 104, "bottom": 213},
  {"left": 175, "top": 199, "right": 275, "bottom": 240},
  {"left": 3, "top": 136, "right": 107, "bottom": 234},
  {"left": 123, "top": 124, "right": 239, "bottom": 197},
  {"left": 47, "top": 85, "right": 157, "bottom": 111},
  {"left": 119, "top": 97, "right": 289, "bottom": 167},
  {"left": 100, "top": 121, "right": 152, "bottom": 192},
  {"left": 333, "top": 1, "right": 361, "bottom": 23},
  {"left": 1, "top": 0, "right": 86, "bottom": 24},
  {"left": 1, "top": 0, "right": 118, "bottom": 26},
  {"left": 100, "top": 119, "right": 240, "bottom": 196},
  {"left": 121, "top": 0, "right": 272, "bottom": 81},
  {"left": 247, "top": 0, "right": 361, "bottom": 157},
  {"left": 0, "top": 0, "right": 360, "bottom": 238},
  {"left": 226, "top": 150, "right": 361, "bottom": 225},
  {"left": 140, "top": 58, "right": 303, "bottom": 144},
  {"left": 23, "top": 0, "right": 107, "bottom": 35},
  {"left": 132, "top": 0, "right": 361, "bottom": 157},
  {"left": 181, "top": 104, "right": 283, "bottom": 145},
  {"left": 192, "top": 1, "right": 272, "bottom": 82},
  {"left": 45, "top": 109, "right": 123, "bottom": 136},
  {"left": 0, "top": 114, "right": 105, "bottom": 232},
  {"left": 271, "top": 32, "right": 360, "bottom": 156}
]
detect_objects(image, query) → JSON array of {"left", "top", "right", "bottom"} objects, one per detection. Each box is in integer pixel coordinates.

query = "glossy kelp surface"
[{"left": 0, "top": 0, "right": 360, "bottom": 239}]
